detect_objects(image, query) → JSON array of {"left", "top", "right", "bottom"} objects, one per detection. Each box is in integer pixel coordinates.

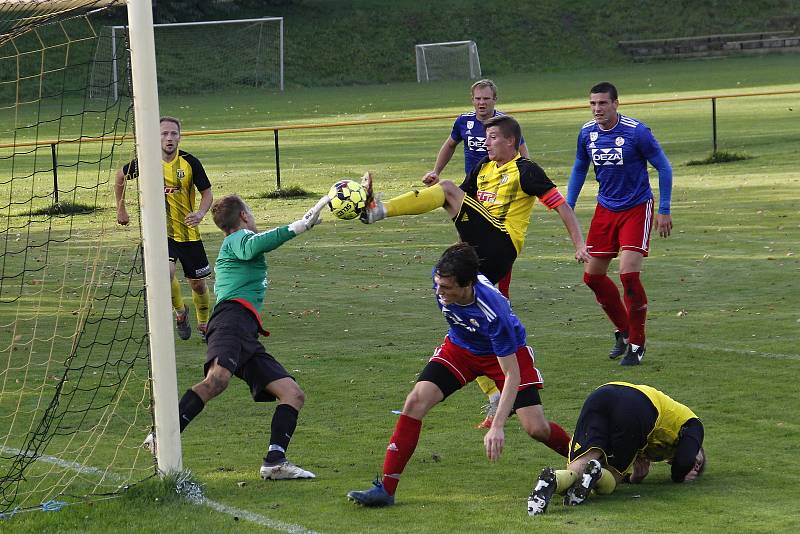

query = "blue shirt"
[
  {"left": 451, "top": 110, "right": 525, "bottom": 174},
  {"left": 570, "top": 114, "right": 665, "bottom": 212},
  {"left": 433, "top": 272, "right": 527, "bottom": 357}
]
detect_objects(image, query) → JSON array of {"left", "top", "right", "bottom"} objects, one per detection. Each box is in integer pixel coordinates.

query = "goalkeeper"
[{"left": 151, "top": 194, "right": 327, "bottom": 480}]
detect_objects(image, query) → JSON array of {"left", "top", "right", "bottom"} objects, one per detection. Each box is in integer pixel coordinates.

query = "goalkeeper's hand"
[{"left": 288, "top": 195, "right": 329, "bottom": 235}]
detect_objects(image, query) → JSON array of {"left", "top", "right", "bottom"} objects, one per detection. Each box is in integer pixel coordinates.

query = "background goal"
[
  {"left": 415, "top": 40, "right": 481, "bottom": 83},
  {"left": 90, "top": 16, "right": 284, "bottom": 101}
]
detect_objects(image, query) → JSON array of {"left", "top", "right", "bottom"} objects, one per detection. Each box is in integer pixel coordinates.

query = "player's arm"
[
  {"left": 114, "top": 167, "right": 129, "bottom": 225},
  {"left": 566, "top": 132, "right": 590, "bottom": 208},
  {"left": 423, "top": 136, "right": 459, "bottom": 186},
  {"left": 185, "top": 186, "right": 213, "bottom": 228},
  {"left": 554, "top": 202, "right": 591, "bottom": 263},
  {"left": 484, "top": 352, "right": 520, "bottom": 462},
  {"left": 236, "top": 196, "right": 327, "bottom": 259},
  {"left": 519, "top": 161, "right": 590, "bottom": 262},
  {"left": 648, "top": 149, "right": 673, "bottom": 238}
]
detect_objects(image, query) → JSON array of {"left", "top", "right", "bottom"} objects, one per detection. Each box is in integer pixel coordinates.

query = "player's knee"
[
  {"left": 521, "top": 417, "right": 551, "bottom": 442},
  {"left": 278, "top": 382, "right": 305, "bottom": 409}
]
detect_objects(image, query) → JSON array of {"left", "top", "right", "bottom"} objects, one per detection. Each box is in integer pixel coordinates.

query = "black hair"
[
  {"left": 483, "top": 114, "right": 522, "bottom": 150},
  {"left": 435, "top": 242, "right": 480, "bottom": 287},
  {"left": 590, "top": 81, "right": 618, "bottom": 101}
]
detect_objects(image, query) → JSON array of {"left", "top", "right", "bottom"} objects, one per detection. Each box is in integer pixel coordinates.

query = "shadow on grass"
[
  {"left": 258, "top": 186, "right": 317, "bottom": 199},
  {"left": 28, "top": 201, "right": 100, "bottom": 216},
  {"left": 686, "top": 151, "right": 753, "bottom": 166}
]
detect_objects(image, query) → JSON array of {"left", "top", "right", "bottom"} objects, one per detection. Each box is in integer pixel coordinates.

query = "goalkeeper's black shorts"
[{"left": 204, "top": 300, "right": 293, "bottom": 402}]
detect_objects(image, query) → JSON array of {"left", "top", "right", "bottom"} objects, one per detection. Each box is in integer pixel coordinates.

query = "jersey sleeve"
[
  {"left": 230, "top": 226, "right": 295, "bottom": 259},
  {"left": 450, "top": 117, "right": 463, "bottom": 144},
  {"left": 574, "top": 130, "right": 589, "bottom": 163},
  {"left": 459, "top": 156, "right": 488, "bottom": 196},
  {"left": 487, "top": 307, "right": 519, "bottom": 357},
  {"left": 517, "top": 159, "right": 565, "bottom": 209},
  {"left": 122, "top": 159, "right": 139, "bottom": 180},
  {"left": 183, "top": 153, "right": 211, "bottom": 191},
  {"left": 634, "top": 124, "right": 663, "bottom": 160}
]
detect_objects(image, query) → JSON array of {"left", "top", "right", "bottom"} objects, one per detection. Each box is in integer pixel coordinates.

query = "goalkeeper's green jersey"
[{"left": 213, "top": 226, "right": 296, "bottom": 313}]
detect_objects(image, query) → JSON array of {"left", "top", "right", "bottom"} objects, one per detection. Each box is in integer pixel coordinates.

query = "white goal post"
[
  {"left": 415, "top": 40, "right": 481, "bottom": 83},
  {"left": 90, "top": 16, "right": 284, "bottom": 101}
]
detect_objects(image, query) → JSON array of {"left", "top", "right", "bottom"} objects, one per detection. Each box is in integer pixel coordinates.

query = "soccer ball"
[{"left": 327, "top": 180, "right": 367, "bottom": 220}]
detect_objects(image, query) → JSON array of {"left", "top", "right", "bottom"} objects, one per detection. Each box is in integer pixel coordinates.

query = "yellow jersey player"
[
  {"left": 115, "top": 116, "right": 213, "bottom": 341},
  {"left": 527, "top": 382, "right": 705, "bottom": 516}
]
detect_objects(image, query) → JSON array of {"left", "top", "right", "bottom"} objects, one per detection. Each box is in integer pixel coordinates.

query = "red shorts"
[
  {"left": 429, "top": 337, "right": 543, "bottom": 391},
  {"left": 586, "top": 199, "right": 653, "bottom": 257}
]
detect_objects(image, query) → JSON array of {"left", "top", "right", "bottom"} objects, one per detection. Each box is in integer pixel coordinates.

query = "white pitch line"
[{"left": 0, "top": 446, "right": 319, "bottom": 533}]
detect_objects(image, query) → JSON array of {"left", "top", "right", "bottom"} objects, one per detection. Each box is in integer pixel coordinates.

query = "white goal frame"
[
  {"left": 101, "top": 16, "right": 284, "bottom": 101},
  {"left": 415, "top": 40, "right": 481, "bottom": 83}
]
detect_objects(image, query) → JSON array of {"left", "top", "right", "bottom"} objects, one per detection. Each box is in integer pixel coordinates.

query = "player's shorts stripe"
[
  {"left": 429, "top": 356, "right": 467, "bottom": 384},
  {"left": 539, "top": 188, "right": 565, "bottom": 209},
  {"left": 463, "top": 195, "right": 507, "bottom": 233},
  {"left": 641, "top": 198, "right": 653, "bottom": 250}
]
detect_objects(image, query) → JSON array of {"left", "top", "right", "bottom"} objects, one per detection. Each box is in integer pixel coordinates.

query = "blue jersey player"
[
  {"left": 567, "top": 82, "right": 673, "bottom": 366},
  {"left": 347, "top": 243, "right": 571, "bottom": 507},
  {"left": 423, "top": 79, "right": 529, "bottom": 183}
]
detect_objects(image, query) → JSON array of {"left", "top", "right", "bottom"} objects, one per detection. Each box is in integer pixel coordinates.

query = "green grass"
[
  {"left": 3, "top": 54, "right": 800, "bottom": 532},
  {"left": 686, "top": 150, "right": 753, "bottom": 165}
]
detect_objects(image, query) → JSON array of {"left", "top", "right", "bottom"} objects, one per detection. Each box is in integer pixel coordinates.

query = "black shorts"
[
  {"left": 168, "top": 238, "right": 211, "bottom": 280},
  {"left": 453, "top": 195, "right": 517, "bottom": 284},
  {"left": 417, "top": 360, "right": 542, "bottom": 411},
  {"left": 569, "top": 384, "right": 658, "bottom": 475},
  {"left": 204, "top": 301, "right": 293, "bottom": 402}
]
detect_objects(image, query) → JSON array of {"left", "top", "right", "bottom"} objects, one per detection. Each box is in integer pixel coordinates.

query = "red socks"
[
  {"left": 382, "top": 414, "right": 422, "bottom": 495},
  {"left": 620, "top": 272, "right": 648, "bottom": 347},
  {"left": 545, "top": 421, "right": 571, "bottom": 458},
  {"left": 583, "top": 273, "right": 628, "bottom": 333}
]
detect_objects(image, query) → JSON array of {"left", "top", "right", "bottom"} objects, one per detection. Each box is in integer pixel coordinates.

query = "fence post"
[
  {"left": 273, "top": 129, "right": 281, "bottom": 190},
  {"left": 50, "top": 143, "right": 59, "bottom": 204},
  {"left": 711, "top": 97, "right": 717, "bottom": 154}
]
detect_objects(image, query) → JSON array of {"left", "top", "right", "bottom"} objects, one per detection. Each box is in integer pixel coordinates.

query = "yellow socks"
[
  {"left": 555, "top": 470, "right": 578, "bottom": 493},
  {"left": 476, "top": 375, "right": 500, "bottom": 397},
  {"left": 192, "top": 289, "right": 210, "bottom": 326},
  {"left": 595, "top": 468, "right": 617, "bottom": 495},
  {"left": 170, "top": 276, "right": 184, "bottom": 314},
  {"left": 385, "top": 184, "right": 445, "bottom": 217}
]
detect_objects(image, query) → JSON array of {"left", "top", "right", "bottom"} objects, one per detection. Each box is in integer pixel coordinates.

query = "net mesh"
[{"left": 0, "top": 0, "right": 155, "bottom": 516}]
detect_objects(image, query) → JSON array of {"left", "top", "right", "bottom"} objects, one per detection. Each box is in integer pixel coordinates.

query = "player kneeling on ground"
[
  {"left": 347, "top": 243, "right": 572, "bottom": 507},
  {"left": 527, "top": 382, "right": 705, "bottom": 516},
  {"left": 145, "top": 194, "right": 328, "bottom": 480}
]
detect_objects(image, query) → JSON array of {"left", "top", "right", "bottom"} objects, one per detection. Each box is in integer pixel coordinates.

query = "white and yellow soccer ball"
[{"left": 327, "top": 179, "right": 367, "bottom": 220}]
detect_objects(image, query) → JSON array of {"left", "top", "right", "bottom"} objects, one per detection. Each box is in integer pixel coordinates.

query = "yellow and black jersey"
[
  {"left": 606, "top": 382, "right": 699, "bottom": 462},
  {"left": 459, "top": 154, "right": 565, "bottom": 253},
  {"left": 123, "top": 150, "right": 211, "bottom": 242}
]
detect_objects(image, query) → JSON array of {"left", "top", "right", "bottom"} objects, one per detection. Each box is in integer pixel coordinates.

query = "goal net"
[
  {"left": 90, "top": 17, "right": 284, "bottom": 100},
  {"left": 415, "top": 40, "right": 481, "bottom": 83},
  {"left": 0, "top": 0, "right": 157, "bottom": 517}
]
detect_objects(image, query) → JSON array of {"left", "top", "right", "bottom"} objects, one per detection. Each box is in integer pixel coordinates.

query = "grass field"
[{"left": 4, "top": 54, "right": 800, "bottom": 532}]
